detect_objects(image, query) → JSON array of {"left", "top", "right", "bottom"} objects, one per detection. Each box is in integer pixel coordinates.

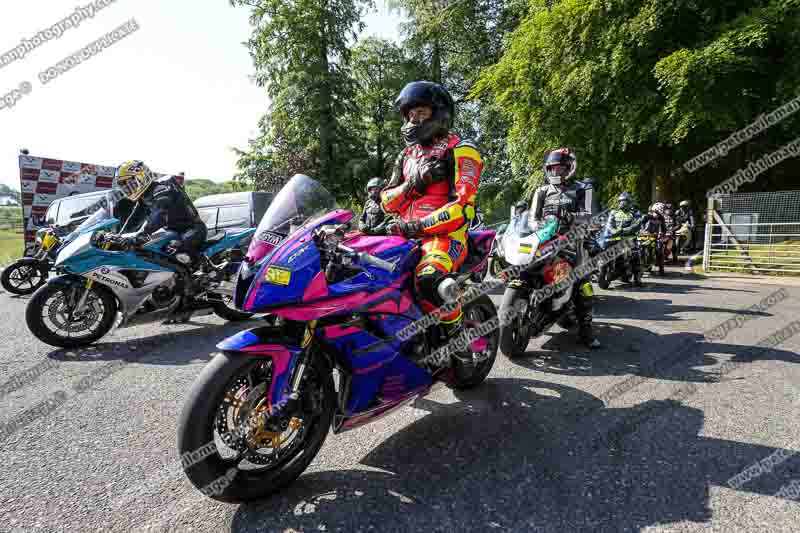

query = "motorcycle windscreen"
[
  {"left": 502, "top": 214, "right": 558, "bottom": 266},
  {"left": 234, "top": 174, "right": 337, "bottom": 309},
  {"left": 247, "top": 174, "right": 338, "bottom": 261}
]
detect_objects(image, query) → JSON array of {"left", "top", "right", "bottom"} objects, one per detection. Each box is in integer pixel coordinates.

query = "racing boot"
[
  {"left": 574, "top": 280, "right": 601, "bottom": 349},
  {"left": 164, "top": 264, "right": 198, "bottom": 325},
  {"left": 632, "top": 259, "right": 644, "bottom": 287}
]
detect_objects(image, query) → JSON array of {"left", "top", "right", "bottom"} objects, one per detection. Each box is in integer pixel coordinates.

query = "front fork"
[
  {"left": 272, "top": 320, "right": 319, "bottom": 417},
  {"left": 72, "top": 241, "right": 113, "bottom": 316}
]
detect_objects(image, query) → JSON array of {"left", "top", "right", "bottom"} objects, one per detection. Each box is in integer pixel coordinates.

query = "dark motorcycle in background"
[{"left": 596, "top": 226, "right": 642, "bottom": 289}]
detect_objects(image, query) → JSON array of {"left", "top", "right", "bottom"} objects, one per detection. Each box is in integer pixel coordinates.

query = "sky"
[{"left": 0, "top": 0, "right": 404, "bottom": 189}]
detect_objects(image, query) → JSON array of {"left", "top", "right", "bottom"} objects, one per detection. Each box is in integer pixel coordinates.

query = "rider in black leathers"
[
  {"left": 115, "top": 161, "right": 207, "bottom": 304},
  {"left": 675, "top": 200, "right": 696, "bottom": 252},
  {"left": 641, "top": 206, "right": 667, "bottom": 276},
  {"left": 604, "top": 192, "right": 644, "bottom": 286},
  {"left": 528, "top": 148, "right": 600, "bottom": 349},
  {"left": 358, "top": 177, "right": 388, "bottom": 235}
]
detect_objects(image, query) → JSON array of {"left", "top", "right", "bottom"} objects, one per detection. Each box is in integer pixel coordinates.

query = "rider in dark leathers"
[
  {"left": 115, "top": 161, "right": 207, "bottom": 303},
  {"left": 641, "top": 206, "right": 667, "bottom": 276},
  {"left": 604, "top": 191, "right": 644, "bottom": 286},
  {"left": 528, "top": 148, "right": 600, "bottom": 349},
  {"left": 358, "top": 177, "right": 388, "bottom": 235},
  {"left": 675, "top": 200, "right": 696, "bottom": 252}
]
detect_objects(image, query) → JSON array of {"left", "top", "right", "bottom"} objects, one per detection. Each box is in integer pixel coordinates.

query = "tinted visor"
[{"left": 545, "top": 163, "right": 569, "bottom": 178}]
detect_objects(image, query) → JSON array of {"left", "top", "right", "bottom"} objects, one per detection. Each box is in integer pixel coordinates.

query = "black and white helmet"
[{"left": 543, "top": 148, "right": 577, "bottom": 185}]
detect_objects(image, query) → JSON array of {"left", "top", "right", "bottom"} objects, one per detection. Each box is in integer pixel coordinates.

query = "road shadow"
[
  {"left": 45, "top": 316, "right": 264, "bottom": 365},
  {"left": 594, "top": 293, "right": 768, "bottom": 321},
  {"left": 597, "top": 279, "right": 757, "bottom": 295},
  {"left": 508, "top": 323, "right": 799, "bottom": 384},
  {"left": 229, "top": 378, "right": 800, "bottom": 532}
]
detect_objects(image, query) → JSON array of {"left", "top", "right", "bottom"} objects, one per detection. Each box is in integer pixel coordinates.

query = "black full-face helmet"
[{"left": 394, "top": 81, "right": 455, "bottom": 147}]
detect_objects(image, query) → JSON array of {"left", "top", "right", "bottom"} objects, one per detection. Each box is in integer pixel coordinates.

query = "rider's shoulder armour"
[{"left": 455, "top": 138, "right": 478, "bottom": 151}]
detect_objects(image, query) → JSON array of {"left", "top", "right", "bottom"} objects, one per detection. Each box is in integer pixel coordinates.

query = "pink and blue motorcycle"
[{"left": 177, "top": 174, "right": 498, "bottom": 502}]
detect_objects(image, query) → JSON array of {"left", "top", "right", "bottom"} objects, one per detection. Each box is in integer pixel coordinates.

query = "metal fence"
[{"left": 703, "top": 190, "right": 800, "bottom": 274}]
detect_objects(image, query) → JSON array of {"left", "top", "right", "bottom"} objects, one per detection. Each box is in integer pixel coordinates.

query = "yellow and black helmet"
[{"left": 115, "top": 160, "right": 155, "bottom": 201}]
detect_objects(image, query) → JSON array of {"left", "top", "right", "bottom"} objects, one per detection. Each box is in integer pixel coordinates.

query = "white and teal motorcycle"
[{"left": 25, "top": 222, "right": 255, "bottom": 348}]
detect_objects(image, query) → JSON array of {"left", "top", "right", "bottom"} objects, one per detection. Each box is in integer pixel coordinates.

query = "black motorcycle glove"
[
  {"left": 409, "top": 158, "right": 449, "bottom": 194},
  {"left": 387, "top": 220, "right": 423, "bottom": 237}
]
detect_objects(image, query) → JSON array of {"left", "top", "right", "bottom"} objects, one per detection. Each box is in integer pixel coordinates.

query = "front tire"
[
  {"left": 498, "top": 287, "right": 531, "bottom": 358},
  {"left": 177, "top": 350, "right": 335, "bottom": 503},
  {"left": 2, "top": 260, "right": 49, "bottom": 295},
  {"left": 26, "top": 281, "right": 118, "bottom": 348}
]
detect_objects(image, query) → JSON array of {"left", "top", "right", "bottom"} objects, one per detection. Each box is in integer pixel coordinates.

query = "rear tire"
[
  {"left": 451, "top": 294, "right": 498, "bottom": 389},
  {"left": 2, "top": 261, "right": 48, "bottom": 295},
  {"left": 498, "top": 287, "right": 531, "bottom": 358},
  {"left": 26, "top": 281, "right": 118, "bottom": 348},
  {"left": 597, "top": 266, "right": 610, "bottom": 290},
  {"left": 177, "top": 351, "right": 335, "bottom": 503}
]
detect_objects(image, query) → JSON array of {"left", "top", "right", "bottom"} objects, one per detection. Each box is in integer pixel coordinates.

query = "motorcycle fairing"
[
  {"left": 63, "top": 244, "right": 174, "bottom": 276},
  {"left": 202, "top": 229, "right": 256, "bottom": 258},
  {"left": 503, "top": 219, "right": 559, "bottom": 266},
  {"left": 243, "top": 211, "right": 419, "bottom": 316},
  {"left": 217, "top": 327, "right": 303, "bottom": 413},
  {"left": 242, "top": 210, "right": 353, "bottom": 313}
]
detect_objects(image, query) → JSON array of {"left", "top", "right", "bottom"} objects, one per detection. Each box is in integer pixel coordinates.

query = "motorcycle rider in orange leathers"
[{"left": 381, "top": 81, "right": 482, "bottom": 363}]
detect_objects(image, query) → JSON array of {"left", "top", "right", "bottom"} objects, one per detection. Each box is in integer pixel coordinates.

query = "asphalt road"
[{"left": 1, "top": 266, "right": 799, "bottom": 532}]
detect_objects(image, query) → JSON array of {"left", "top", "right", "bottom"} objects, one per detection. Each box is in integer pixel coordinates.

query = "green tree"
[
  {"left": 475, "top": 0, "right": 800, "bottom": 207},
  {"left": 230, "top": 0, "right": 373, "bottom": 193},
  {"left": 349, "top": 38, "right": 424, "bottom": 181}
]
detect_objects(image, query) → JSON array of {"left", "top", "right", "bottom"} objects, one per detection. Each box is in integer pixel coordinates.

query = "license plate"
[
  {"left": 518, "top": 244, "right": 532, "bottom": 254},
  {"left": 265, "top": 266, "right": 291, "bottom": 286}
]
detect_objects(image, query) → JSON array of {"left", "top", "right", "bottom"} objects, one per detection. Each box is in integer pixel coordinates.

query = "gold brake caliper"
[
  {"left": 248, "top": 396, "right": 302, "bottom": 449},
  {"left": 248, "top": 320, "right": 316, "bottom": 449}
]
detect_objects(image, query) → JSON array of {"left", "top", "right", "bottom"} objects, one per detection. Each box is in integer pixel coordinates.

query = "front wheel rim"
[
  {"left": 10, "top": 265, "right": 43, "bottom": 290},
  {"left": 41, "top": 288, "right": 108, "bottom": 339},
  {"left": 210, "top": 359, "right": 323, "bottom": 474}
]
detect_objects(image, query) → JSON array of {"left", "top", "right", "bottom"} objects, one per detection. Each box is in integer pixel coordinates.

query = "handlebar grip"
[{"left": 358, "top": 252, "right": 396, "bottom": 273}]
